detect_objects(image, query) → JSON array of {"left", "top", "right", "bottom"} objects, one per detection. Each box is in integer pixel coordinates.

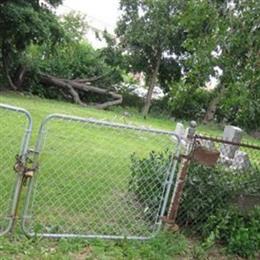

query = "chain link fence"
[
  {"left": 0, "top": 104, "right": 32, "bottom": 236},
  {"left": 175, "top": 135, "right": 260, "bottom": 235},
  {"left": 1, "top": 101, "right": 259, "bottom": 242},
  {"left": 22, "top": 114, "right": 180, "bottom": 239}
]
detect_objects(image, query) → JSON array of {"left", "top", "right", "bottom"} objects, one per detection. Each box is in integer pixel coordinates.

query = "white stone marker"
[
  {"left": 220, "top": 125, "right": 243, "bottom": 159},
  {"left": 230, "top": 151, "right": 251, "bottom": 171},
  {"left": 175, "top": 122, "right": 185, "bottom": 138}
]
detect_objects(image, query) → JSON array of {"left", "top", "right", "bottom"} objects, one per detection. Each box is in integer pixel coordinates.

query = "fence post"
[{"left": 166, "top": 121, "right": 197, "bottom": 228}]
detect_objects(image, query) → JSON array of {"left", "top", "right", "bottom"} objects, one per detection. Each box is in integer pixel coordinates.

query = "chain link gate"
[
  {"left": 0, "top": 106, "right": 182, "bottom": 240},
  {"left": 21, "top": 114, "right": 180, "bottom": 239},
  {"left": 0, "top": 104, "right": 32, "bottom": 236}
]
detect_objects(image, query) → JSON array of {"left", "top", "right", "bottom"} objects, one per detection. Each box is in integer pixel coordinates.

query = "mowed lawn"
[
  {"left": 0, "top": 91, "right": 258, "bottom": 259},
  {"left": 0, "top": 91, "right": 177, "bottom": 238}
]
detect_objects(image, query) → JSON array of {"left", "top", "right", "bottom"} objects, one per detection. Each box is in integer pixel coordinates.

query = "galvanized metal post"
[{"left": 0, "top": 104, "right": 32, "bottom": 237}]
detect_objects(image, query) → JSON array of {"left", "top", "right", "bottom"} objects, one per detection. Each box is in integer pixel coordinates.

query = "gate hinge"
[
  {"left": 172, "top": 155, "right": 182, "bottom": 162},
  {"left": 173, "top": 154, "right": 192, "bottom": 162}
]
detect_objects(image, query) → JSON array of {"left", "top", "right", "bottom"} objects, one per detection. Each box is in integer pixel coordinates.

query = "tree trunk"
[
  {"left": 14, "top": 65, "right": 27, "bottom": 89},
  {"left": 203, "top": 88, "right": 225, "bottom": 123},
  {"left": 1, "top": 45, "right": 17, "bottom": 90},
  {"left": 142, "top": 54, "right": 161, "bottom": 118}
]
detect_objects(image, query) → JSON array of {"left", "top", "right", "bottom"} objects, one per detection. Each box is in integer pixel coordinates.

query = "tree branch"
[{"left": 39, "top": 73, "right": 123, "bottom": 109}]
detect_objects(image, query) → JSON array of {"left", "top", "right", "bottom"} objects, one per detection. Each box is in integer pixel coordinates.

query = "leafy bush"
[
  {"left": 168, "top": 82, "right": 213, "bottom": 121},
  {"left": 128, "top": 150, "right": 171, "bottom": 222},
  {"left": 119, "top": 88, "right": 143, "bottom": 111},
  {"left": 177, "top": 163, "right": 260, "bottom": 231},
  {"left": 204, "top": 207, "right": 260, "bottom": 257},
  {"left": 129, "top": 150, "right": 260, "bottom": 257},
  {"left": 149, "top": 96, "right": 172, "bottom": 118},
  {"left": 217, "top": 82, "right": 260, "bottom": 131}
]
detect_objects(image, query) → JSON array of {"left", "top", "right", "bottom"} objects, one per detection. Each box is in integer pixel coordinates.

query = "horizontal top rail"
[
  {"left": 40, "top": 113, "right": 181, "bottom": 139},
  {"left": 195, "top": 134, "right": 260, "bottom": 150},
  {"left": 0, "top": 103, "right": 33, "bottom": 129}
]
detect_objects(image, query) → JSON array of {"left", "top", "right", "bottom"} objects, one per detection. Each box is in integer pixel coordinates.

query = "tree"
[
  {"left": 168, "top": 0, "right": 259, "bottom": 130},
  {"left": 0, "top": 0, "right": 63, "bottom": 89},
  {"left": 115, "top": 0, "right": 184, "bottom": 117},
  {"left": 216, "top": 0, "right": 260, "bottom": 130},
  {"left": 173, "top": 0, "right": 221, "bottom": 122},
  {"left": 0, "top": 3, "right": 123, "bottom": 109},
  {"left": 26, "top": 41, "right": 123, "bottom": 108},
  {"left": 60, "top": 11, "right": 88, "bottom": 42}
]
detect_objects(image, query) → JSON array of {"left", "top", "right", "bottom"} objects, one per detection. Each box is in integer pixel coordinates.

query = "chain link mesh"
[
  {"left": 23, "top": 116, "right": 180, "bottom": 239},
  {"left": 0, "top": 105, "right": 30, "bottom": 235},
  {"left": 176, "top": 136, "right": 260, "bottom": 235}
]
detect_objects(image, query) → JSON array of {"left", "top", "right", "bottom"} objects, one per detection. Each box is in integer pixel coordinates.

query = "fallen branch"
[{"left": 39, "top": 73, "right": 122, "bottom": 109}]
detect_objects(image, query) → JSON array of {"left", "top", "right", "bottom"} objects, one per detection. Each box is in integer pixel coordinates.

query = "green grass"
[
  {"left": 0, "top": 91, "right": 258, "bottom": 143},
  {"left": 0, "top": 91, "right": 258, "bottom": 259},
  {"left": 0, "top": 231, "right": 232, "bottom": 259}
]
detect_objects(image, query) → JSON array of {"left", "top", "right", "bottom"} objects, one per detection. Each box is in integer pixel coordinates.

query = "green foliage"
[
  {"left": 25, "top": 41, "right": 122, "bottom": 100},
  {"left": 0, "top": 231, "right": 191, "bottom": 259},
  {"left": 204, "top": 207, "right": 260, "bottom": 257},
  {"left": 168, "top": 82, "right": 213, "bottom": 121},
  {"left": 129, "top": 150, "right": 171, "bottom": 221},
  {"left": 178, "top": 163, "right": 259, "bottom": 229},
  {"left": 167, "top": 0, "right": 260, "bottom": 130},
  {"left": 116, "top": 0, "right": 183, "bottom": 73},
  {"left": 149, "top": 96, "right": 172, "bottom": 118},
  {"left": 0, "top": 1, "right": 63, "bottom": 50},
  {"left": 114, "top": 0, "right": 184, "bottom": 114},
  {"left": 218, "top": 82, "right": 260, "bottom": 131},
  {"left": 211, "top": 0, "right": 260, "bottom": 130},
  {"left": 0, "top": 0, "right": 64, "bottom": 83},
  {"left": 176, "top": 0, "right": 220, "bottom": 85},
  {"left": 120, "top": 91, "right": 143, "bottom": 110},
  {"left": 129, "top": 149, "right": 260, "bottom": 257},
  {"left": 60, "top": 11, "right": 88, "bottom": 42}
]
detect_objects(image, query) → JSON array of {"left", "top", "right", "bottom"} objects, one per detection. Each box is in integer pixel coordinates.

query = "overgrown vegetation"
[
  {"left": 129, "top": 151, "right": 260, "bottom": 257},
  {"left": 204, "top": 206, "right": 260, "bottom": 258},
  {"left": 0, "top": 231, "right": 220, "bottom": 260},
  {"left": 178, "top": 163, "right": 260, "bottom": 229},
  {"left": 129, "top": 150, "right": 171, "bottom": 222}
]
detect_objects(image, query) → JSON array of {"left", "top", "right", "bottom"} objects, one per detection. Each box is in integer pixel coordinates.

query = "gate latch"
[{"left": 14, "top": 152, "right": 38, "bottom": 179}]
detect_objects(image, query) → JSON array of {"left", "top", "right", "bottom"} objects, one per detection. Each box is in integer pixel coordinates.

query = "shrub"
[
  {"left": 217, "top": 82, "right": 260, "bottom": 131},
  {"left": 168, "top": 82, "right": 213, "bottom": 121},
  {"left": 149, "top": 96, "right": 171, "bottom": 118},
  {"left": 128, "top": 150, "right": 171, "bottom": 222},
  {"left": 177, "top": 163, "right": 260, "bottom": 231},
  {"left": 204, "top": 207, "right": 260, "bottom": 258},
  {"left": 120, "top": 90, "right": 143, "bottom": 111},
  {"left": 128, "top": 150, "right": 260, "bottom": 257}
]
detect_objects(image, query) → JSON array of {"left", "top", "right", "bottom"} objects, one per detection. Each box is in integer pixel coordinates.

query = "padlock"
[{"left": 24, "top": 170, "right": 34, "bottom": 178}]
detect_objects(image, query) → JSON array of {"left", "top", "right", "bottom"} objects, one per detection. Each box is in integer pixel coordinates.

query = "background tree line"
[{"left": 0, "top": 0, "right": 259, "bottom": 132}]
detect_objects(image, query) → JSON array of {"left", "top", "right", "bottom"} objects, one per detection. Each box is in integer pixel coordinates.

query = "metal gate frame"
[
  {"left": 0, "top": 106, "right": 181, "bottom": 240},
  {"left": 21, "top": 114, "right": 181, "bottom": 240},
  {"left": 0, "top": 103, "right": 32, "bottom": 236}
]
